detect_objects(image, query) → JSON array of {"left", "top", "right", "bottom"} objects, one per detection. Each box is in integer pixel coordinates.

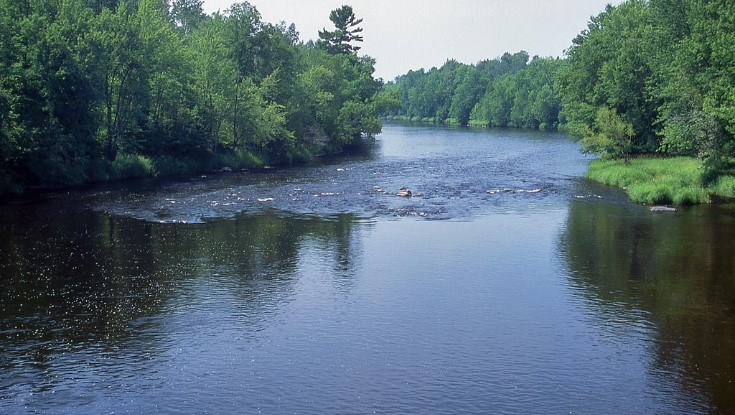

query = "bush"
[
  {"left": 218, "top": 149, "right": 264, "bottom": 170},
  {"left": 110, "top": 154, "right": 154, "bottom": 180},
  {"left": 714, "top": 176, "right": 735, "bottom": 199},
  {"left": 672, "top": 187, "right": 710, "bottom": 205},
  {"left": 152, "top": 156, "right": 196, "bottom": 176}
]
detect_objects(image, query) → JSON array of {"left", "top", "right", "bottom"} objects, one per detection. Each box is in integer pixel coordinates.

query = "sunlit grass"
[
  {"left": 713, "top": 176, "right": 735, "bottom": 199},
  {"left": 585, "top": 157, "right": 733, "bottom": 205},
  {"left": 110, "top": 153, "right": 154, "bottom": 179}
]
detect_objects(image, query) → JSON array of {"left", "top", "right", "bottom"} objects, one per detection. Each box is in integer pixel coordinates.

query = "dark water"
[{"left": 1, "top": 123, "right": 734, "bottom": 414}]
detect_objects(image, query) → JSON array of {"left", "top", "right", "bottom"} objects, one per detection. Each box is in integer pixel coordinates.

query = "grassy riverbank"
[{"left": 587, "top": 157, "right": 735, "bottom": 205}]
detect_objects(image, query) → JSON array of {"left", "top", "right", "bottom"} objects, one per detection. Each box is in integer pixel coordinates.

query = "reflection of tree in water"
[
  {"left": 0, "top": 204, "right": 363, "bottom": 402},
  {"left": 560, "top": 199, "right": 735, "bottom": 413}
]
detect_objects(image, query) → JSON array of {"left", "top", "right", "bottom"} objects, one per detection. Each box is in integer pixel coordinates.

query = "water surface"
[{"left": 1, "top": 123, "right": 734, "bottom": 414}]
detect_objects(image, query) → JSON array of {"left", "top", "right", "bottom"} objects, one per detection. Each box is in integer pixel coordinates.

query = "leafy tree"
[
  {"left": 186, "top": 14, "right": 237, "bottom": 152},
  {"left": 0, "top": 0, "right": 384, "bottom": 193},
  {"left": 170, "top": 0, "right": 205, "bottom": 35},
  {"left": 559, "top": 0, "right": 735, "bottom": 181},
  {"left": 386, "top": 51, "right": 558, "bottom": 128},
  {"left": 581, "top": 107, "right": 635, "bottom": 162},
  {"left": 317, "top": 5, "right": 364, "bottom": 54}
]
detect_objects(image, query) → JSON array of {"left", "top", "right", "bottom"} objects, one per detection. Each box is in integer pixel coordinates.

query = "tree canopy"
[
  {"left": 385, "top": 51, "right": 563, "bottom": 130},
  {"left": 317, "top": 5, "right": 364, "bottom": 54},
  {"left": 558, "top": 0, "right": 735, "bottom": 181},
  {"left": 387, "top": 0, "right": 735, "bottom": 183},
  {"left": 0, "top": 1, "right": 382, "bottom": 194}
]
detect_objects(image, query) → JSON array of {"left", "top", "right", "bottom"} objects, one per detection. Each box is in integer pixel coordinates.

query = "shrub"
[
  {"left": 152, "top": 156, "right": 195, "bottom": 176},
  {"left": 714, "top": 176, "right": 735, "bottom": 199},
  {"left": 110, "top": 154, "right": 154, "bottom": 180}
]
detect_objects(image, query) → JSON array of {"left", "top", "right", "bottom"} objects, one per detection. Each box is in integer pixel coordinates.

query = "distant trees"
[
  {"left": 387, "top": 0, "right": 735, "bottom": 183},
  {"left": 0, "top": 1, "right": 382, "bottom": 194},
  {"left": 471, "top": 56, "right": 563, "bottom": 129},
  {"left": 386, "top": 51, "right": 564, "bottom": 130}
]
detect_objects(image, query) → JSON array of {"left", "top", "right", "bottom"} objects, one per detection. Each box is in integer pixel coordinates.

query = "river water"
[{"left": 1, "top": 123, "right": 734, "bottom": 414}]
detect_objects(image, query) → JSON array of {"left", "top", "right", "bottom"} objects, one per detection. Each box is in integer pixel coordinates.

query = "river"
[{"left": 1, "top": 123, "right": 734, "bottom": 414}]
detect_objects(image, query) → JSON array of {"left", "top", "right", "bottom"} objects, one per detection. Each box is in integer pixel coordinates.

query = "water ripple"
[{"left": 91, "top": 125, "right": 588, "bottom": 223}]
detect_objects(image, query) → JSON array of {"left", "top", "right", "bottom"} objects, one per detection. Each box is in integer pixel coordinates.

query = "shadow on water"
[
  {"left": 0, "top": 203, "right": 365, "bottom": 411},
  {"left": 559, "top": 195, "right": 735, "bottom": 413}
]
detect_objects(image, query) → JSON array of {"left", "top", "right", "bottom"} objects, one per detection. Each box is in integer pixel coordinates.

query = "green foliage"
[
  {"left": 335, "top": 100, "right": 381, "bottom": 145},
  {"left": 110, "top": 153, "right": 154, "bottom": 180},
  {"left": 586, "top": 157, "right": 719, "bottom": 204},
  {"left": 373, "top": 83, "right": 401, "bottom": 115},
  {"left": 317, "top": 5, "right": 364, "bottom": 54},
  {"left": 151, "top": 156, "right": 197, "bottom": 177},
  {"left": 561, "top": 0, "right": 735, "bottom": 183},
  {"left": 580, "top": 107, "right": 634, "bottom": 161},
  {"left": 218, "top": 148, "right": 264, "bottom": 169},
  {"left": 387, "top": 52, "right": 563, "bottom": 130},
  {"left": 0, "top": 1, "right": 383, "bottom": 194},
  {"left": 171, "top": 0, "right": 205, "bottom": 34},
  {"left": 713, "top": 176, "right": 735, "bottom": 199}
]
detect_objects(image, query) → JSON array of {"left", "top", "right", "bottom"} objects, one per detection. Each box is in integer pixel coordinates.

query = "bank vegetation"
[
  {"left": 385, "top": 0, "right": 735, "bottom": 204},
  {"left": 0, "top": 1, "right": 384, "bottom": 194}
]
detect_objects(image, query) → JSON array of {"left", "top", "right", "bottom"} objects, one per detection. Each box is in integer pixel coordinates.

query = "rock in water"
[
  {"left": 396, "top": 187, "right": 412, "bottom": 197},
  {"left": 650, "top": 206, "right": 677, "bottom": 213}
]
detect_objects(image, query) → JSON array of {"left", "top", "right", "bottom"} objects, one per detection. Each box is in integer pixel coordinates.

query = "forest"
[
  {"left": 384, "top": 52, "right": 564, "bottom": 131},
  {"left": 1, "top": 0, "right": 734, "bottom": 195},
  {"left": 387, "top": 0, "right": 735, "bottom": 188},
  {"left": 0, "top": 0, "right": 383, "bottom": 194}
]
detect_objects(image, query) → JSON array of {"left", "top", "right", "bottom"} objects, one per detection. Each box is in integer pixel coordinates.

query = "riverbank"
[
  {"left": 0, "top": 141, "right": 359, "bottom": 198},
  {"left": 586, "top": 157, "right": 735, "bottom": 205},
  {"left": 384, "top": 115, "right": 558, "bottom": 131},
  {"left": 0, "top": 150, "right": 269, "bottom": 197}
]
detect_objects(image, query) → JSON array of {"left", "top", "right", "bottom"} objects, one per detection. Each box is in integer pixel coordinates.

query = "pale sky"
[{"left": 201, "top": 0, "right": 624, "bottom": 81}]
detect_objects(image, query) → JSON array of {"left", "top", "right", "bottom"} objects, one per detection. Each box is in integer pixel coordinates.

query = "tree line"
[
  {"left": 383, "top": 51, "right": 564, "bottom": 130},
  {"left": 559, "top": 0, "right": 734, "bottom": 182},
  {"left": 0, "top": 0, "right": 383, "bottom": 194},
  {"left": 387, "top": 0, "right": 735, "bottom": 181}
]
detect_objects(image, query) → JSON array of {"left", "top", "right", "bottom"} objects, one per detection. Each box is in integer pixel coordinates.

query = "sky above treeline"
[{"left": 201, "top": 0, "right": 625, "bottom": 81}]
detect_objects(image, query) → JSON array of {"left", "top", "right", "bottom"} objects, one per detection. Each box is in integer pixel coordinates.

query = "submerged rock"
[{"left": 650, "top": 206, "right": 677, "bottom": 213}]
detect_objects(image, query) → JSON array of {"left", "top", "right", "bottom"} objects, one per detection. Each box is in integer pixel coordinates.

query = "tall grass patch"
[
  {"left": 110, "top": 154, "right": 154, "bottom": 180},
  {"left": 587, "top": 157, "right": 711, "bottom": 204},
  {"left": 714, "top": 176, "right": 735, "bottom": 199}
]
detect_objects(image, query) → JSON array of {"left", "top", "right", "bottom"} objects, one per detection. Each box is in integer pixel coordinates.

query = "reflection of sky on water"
[
  {"left": 2, "top": 124, "right": 734, "bottom": 413},
  {"left": 91, "top": 124, "right": 588, "bottom": 223}
]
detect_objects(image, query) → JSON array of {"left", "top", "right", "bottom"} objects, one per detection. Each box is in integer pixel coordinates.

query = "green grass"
[
  {"left": 218, "top": 149, "right": 264, "bottom": 170},
  {"left": 468, "top": 119, "right": 489, "bottom": 127},
  {"left": 586, "top": 157, "right": 727, "bottom": 205},
  {"left": 110, "top": 153, "right": 155, "bottom": 180},
  {"left": 713, "top": 176, "right": 735, "bottom": 199}
]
